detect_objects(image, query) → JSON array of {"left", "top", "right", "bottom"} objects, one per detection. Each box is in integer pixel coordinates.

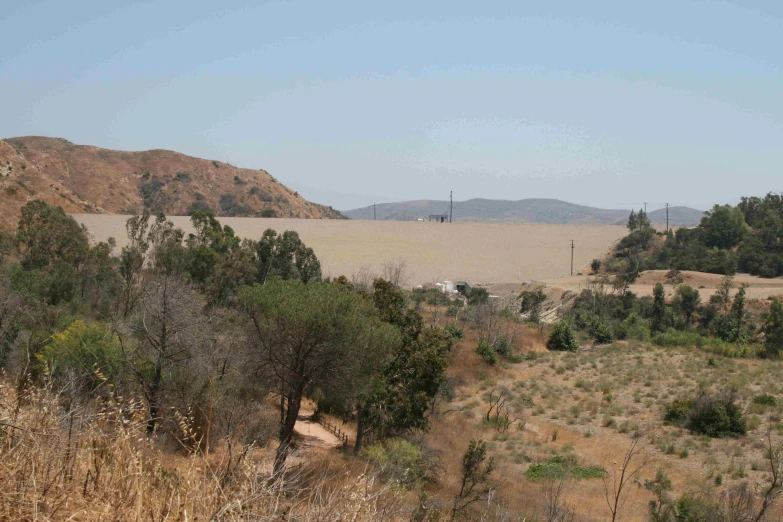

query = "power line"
[
  {"left": 665, "top": 203, "right": 669, "bottom": 234},
  {"left": 570, "top": 240, "right": 575, "bottom": 276}
]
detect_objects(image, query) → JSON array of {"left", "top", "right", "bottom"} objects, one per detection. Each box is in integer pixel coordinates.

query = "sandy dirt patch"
[
  {"left": 542, "top": 269, "right": 783, "bottom": 301},
  {"left": 293, "top": 407, "right": 342, "bottom": 448}
]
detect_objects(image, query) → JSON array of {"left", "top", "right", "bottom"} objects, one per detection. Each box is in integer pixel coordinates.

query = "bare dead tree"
[
  {"left": 485, "top": 388, "right": 523, "bottom": 433},
  {"left": 351, "top": 265, "right": 377, "bottom": 293},
  {"left": 752, "top": 420, "right": 783, "bottom": 522},
  {"left": 120, "top": 274, "right": 207, "bottom": 434},
  {"left": 603, "top": 434, "right": 650, "bottom": 522},
  {"left": 543, "top": 471, "right": 576, "bottom": 522},
  {"left": 381, "top": 258, "right": 409, "bottom": 288},
  {"left": 470, "top": 300, "right": 518, "bottom": 350}
]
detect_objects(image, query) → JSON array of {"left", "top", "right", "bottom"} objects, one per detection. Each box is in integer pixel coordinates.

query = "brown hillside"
[{"left": 0, "top": 136, "right": 344, "bottom": 229}]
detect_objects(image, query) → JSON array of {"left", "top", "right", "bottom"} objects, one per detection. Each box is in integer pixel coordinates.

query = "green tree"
[
  {"left": 636, "top": 208, "right": 652, "bottom": 231},
  {"left": 651, "top": 283, "right": 667, "bottom": 333},
  {"left": 468, "top": 287, "right": 490, "bottom": 306},
  {"left": 627, "top": 210, "right": 638, "bottom": 232},
  {"left": 119, "top": 211, "right": 153, "bottom": 317},
  {"left": 364, "top": 279, "right": 453, "bottom": 447},
  {"left": 16, "top": 200, "right": 90, "bottom": 270},
  {"left": 547, "top": 321, "right": 579, "bottom": 352},
  {"left": 451, "top": 439, "right": 495, "bottom": 520},
  {"left": 673, "top": 285, "right": 701, "bottom": 327},
  {"left": 700, "top": 204, "right": 748, "bottom": 250},
  {"left": 763, "top": 298, "right": 783, "bottom": 358},
  {"left": 520, "top": 288, "right": 547, "bottom": 323},
  {"left": 247, "top": 229, "right": 321, "bottom": 284},
  {"left": 240, "top": 279, "right": 393, "bottom": 474},
  {"left": 715, "top": 286, "right": 749, "bottom": 344}
]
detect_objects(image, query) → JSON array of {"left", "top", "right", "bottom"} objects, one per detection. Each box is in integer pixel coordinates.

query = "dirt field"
[
  {"left": 541, "top": 270, "right": 783, "bottom": 301},
  {"left": 72, "top": 215, "right": 627, "bottom": 286}
]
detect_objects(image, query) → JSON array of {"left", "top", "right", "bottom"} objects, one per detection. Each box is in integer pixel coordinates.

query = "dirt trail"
[{"left": 293, "top": 407, "right": 342, "bottom": 448}]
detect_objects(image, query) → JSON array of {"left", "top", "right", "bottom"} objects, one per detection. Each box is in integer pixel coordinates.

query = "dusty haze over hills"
[
  {"left": 0, "top": 136, "right": 344, "bottom": 229},
  {"left": 344, "top": 199, "right": 705, "bottom": 226}
]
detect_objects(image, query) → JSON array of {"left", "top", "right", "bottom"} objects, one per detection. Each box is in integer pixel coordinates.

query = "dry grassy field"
[
  {"left": 72, "top": 215, "right": 627, "bottom": 286},
  {"left": 423, "top": 317, "right": 783, "bottom": 522}
]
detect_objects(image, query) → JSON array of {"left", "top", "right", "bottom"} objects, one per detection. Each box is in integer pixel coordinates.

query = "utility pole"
[
  {"left": 643, "top": 202, "right": 647, "bottom": 215},
  {"left": 570, "top": 240, "right": 575, "bottom": 276},
  {"left": 449, "top": 191, "right": 453, "bottom": 223},
  {"left": 665, "top": 203, "right": 669, "bottom": 234},
  {"left": 374, "top": 203, "right": 376, "bottom": 221}
]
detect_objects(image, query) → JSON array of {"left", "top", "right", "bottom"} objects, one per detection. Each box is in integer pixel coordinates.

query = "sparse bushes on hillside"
[{"left": 219, "top": 193, "right": 252, "bottom": 216}]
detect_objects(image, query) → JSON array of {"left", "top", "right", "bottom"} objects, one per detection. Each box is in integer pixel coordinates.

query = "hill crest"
[
  {"left": 0, "top": 136, "right": 344, "bottom": 229},
  {"left": 343, "top": 198, "right": 704, "bottom": 226}
]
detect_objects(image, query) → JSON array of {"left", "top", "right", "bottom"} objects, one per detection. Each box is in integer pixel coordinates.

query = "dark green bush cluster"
[
  {"left": 664, "top": 392, "right": 746, "bottom": 438},
  {"left": 752, "top": 393, "right": 776, "bottom": 407},
  {"left": 218, "top": 193, "right": 252, "bottom": 217},
  {"left": 443, "top": 324, "right": 464, "bottom": 340},
  {"left": 547, "top": 321, "right": 579, "bottom": 352},
  {"left": 475, "top": 341, "right": 498, "bottom": 365}
]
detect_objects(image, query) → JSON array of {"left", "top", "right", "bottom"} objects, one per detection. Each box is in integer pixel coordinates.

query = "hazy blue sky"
[{"left": 1, "top": 1, "right": 781, "bottom": 211}]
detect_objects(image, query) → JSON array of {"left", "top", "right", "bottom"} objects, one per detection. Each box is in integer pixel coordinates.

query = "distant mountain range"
[{"left": 343, "top": 198, "right": 705, "bottom": 227}]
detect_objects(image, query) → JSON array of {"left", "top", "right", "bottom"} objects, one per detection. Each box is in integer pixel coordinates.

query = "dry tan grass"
[
  {"left": 0, "top": 381, "right": 414, "bottom": 522},
  {"left": 72, "top": 214, "right": 627, "bottom": 286}
]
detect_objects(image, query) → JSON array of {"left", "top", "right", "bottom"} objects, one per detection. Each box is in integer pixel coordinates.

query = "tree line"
[{"left": 546, "top": 196, "right": 783, "bottom": 357}]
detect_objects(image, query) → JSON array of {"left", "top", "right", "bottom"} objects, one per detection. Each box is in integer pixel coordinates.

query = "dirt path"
[{"left": 292, "top": 407, "right": 342, "bottom": 448}]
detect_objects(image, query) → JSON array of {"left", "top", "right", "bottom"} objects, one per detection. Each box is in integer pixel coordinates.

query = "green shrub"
[
  {"left": 673, "top": 494, "right": 725, "bottom": 521},
  {"left": 525, "top": 455, "right": 606, "bottom": 482},
  {"left": 468, "top": 287, "right": 490, "bottom": 305},
  {"left": 493, "top": 338, "right": 511, "bottom": 356},
  {"left": 547, "top": 321, "right": 579, "bottom": 352},
  {"left": 476, "top": 341, "right": 498, "bottom": 365},
  {"left": 664, "top": 397, "right": 692, "bottom": 424},
  {"left": 753, "top": 394, "right": 777, "bottom": 407},
  {"left": 589, "top": 318, "right": 613, "bottom": 344},
  {"left": 615, "top": 312, "right": 650, "bottom": 341},
  {"left": 40, "top": 320, "right": 125, "bottom": 389},
  {"left": 652, "top": 328, "right": 706, "bottom": 348},
  {"left": 366, "top": 438, "right": 426, "bottom": 487},
  {"left": 665, "top": 392, "right": 746, "bottom": 438},
  {"left": 444, "top": 324, "right": 464, "bottom": 340}
]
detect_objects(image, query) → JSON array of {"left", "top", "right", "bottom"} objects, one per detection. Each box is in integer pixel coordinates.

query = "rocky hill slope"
[{"left": 0, "top": 136, "right": 344, "bottom": 229}]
